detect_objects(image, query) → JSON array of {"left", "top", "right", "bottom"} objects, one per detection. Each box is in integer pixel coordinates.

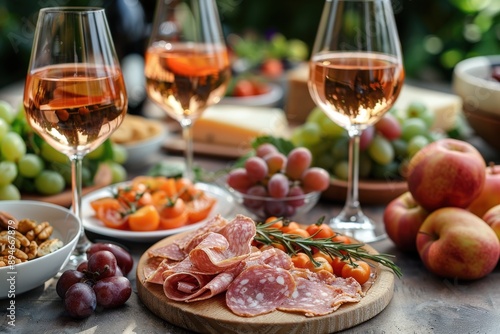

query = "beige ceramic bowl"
[
  {"left": 453, "top": 55, "right": 500, "bottom": 151},
  {"left": 0, "top": 201, "right": 80, "bottom": 298}
]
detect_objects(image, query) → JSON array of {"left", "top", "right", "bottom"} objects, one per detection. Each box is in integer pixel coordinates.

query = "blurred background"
[{"left": 0, "top": 0, "right": 499, "bottom": 92}]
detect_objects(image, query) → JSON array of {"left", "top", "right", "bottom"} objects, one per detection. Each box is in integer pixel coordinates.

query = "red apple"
[
  {"left": 407, "top": 138, "right": 486, "bottom": 212},
  {"left": 416, "top": 207, "right": 500, "bottom": 280},
  {"left": 482, "top": 204, "right": 500, "bottom": 241},
  {"left": 467, "top": 163, "right": 500, "bottom": 218},
  {"left": 383, "top": 191, "right": 429, "bottom": 253}
]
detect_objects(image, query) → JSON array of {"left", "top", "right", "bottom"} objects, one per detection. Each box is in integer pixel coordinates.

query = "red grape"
[
  {"left": 359, "top": 126, "right": 375, "bottom": 151},
  {"left": 243, "top": 185, "right": 267, "bottom": 209},
  {"left": 86, "top": 243, "right": 133, "bottom": 276},
  {"left": 56, "top": 269, "right": 86, "bottom": 299},
  {"left": 267, "top": 173, "right": 289, "bottom": 198},
  {"left": 264, "top": 152, "right": 287, "bottom": 174},
  {"left": 285, "top": 147, "right": 312, "bottom": 180},
  {"left": 93, "top": 276, "right": 132, "bottom": 308},
  {"left": 226, "top": 168, "right": 253, "bottom": 192},
  {"left": 255, "top": 143, "right": 278, "bottom": 158},
  {"left": 375, "top": 114, "right": 402, "bottom": 141},
  {"left": 76, "top": 261, "right": 88, "bottom": 272},
  {"left": 244, "top": 156, "right": 268, "bottom": 182},
  {"left": 87, "top": 250, "right": 118, "bottom": 280},
  {"left": 287, "top": 185, "right": 305, "bottom": 207},
  {"left": 64, "top": 283, "right": 97, "bottom": 319},
  {"left": 301, "top": 167, "right": 330, "bottom": 192}
]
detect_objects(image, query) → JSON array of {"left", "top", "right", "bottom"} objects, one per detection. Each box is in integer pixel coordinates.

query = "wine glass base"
[{"left": 329, "top": 215, "right": 386, "bottom": 243}]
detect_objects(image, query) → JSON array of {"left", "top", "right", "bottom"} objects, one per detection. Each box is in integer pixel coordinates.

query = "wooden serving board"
[{"left": 136, "top": 232, "right": 395, "bottom": 334}]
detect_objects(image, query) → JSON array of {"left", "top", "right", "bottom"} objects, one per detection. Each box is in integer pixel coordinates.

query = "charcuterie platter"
[{"left": 136, "top": 230, "right": 395, "bottom": 334}]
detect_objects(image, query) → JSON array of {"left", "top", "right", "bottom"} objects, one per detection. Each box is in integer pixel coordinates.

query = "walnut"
[
  {"left": 0, "top": 230, "right": 30, "bottom": 249},
  {"left": 0, "top": 247, "right": 28, "bottom": 262},
  {"left": 37, "top": 239, "right": 63, "bottom": 258},
  {"left": 0, "top": 211, "right": 18, "bottom": 231},
  {"left": 17, "top": 219, "right": 37, "bottom": 234},
  {"left": 25, "top": 241, "right": 38, "bottom": 260}
]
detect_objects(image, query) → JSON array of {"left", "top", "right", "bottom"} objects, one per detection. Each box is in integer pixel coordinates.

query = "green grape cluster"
[
  {"left": 0, "top": 99, "right": 127, "bottom": 200},
  {"left": 291, "top": 102, "right": 460, "bottom": 182}
]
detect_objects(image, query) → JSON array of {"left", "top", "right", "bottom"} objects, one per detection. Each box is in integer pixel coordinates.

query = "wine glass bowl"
[
  {"left": 145, "top": 0, "right": 230, "bottom": 180},
  {"left": 308, "top": 0, "right": 405, "bottom": 242},
  {"left": 23, "top": 7, "right": 127, "bottom": 266}
]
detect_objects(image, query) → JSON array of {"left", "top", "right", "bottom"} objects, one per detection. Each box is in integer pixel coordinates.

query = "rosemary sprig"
[{"left": 254, "top": 220, "right": 403, "bottom": 278}]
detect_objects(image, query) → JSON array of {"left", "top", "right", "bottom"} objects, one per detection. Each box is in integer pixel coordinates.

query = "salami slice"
[
  {"left": 147, "top": 243, "right": 186, "bottom": 261},
  {"left": 226, "top": 264, "right": 295, "bottom": 317}
]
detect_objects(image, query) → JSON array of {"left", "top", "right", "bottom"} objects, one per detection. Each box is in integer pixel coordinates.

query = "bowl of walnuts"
[{"left": 0, "top": 201, "right": 80, "bottom": 298}]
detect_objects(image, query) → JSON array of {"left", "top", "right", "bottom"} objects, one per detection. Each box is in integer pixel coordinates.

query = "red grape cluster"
[
  {"left": 226, "top": 143, "right": 329, "bottom": 217},
  {"left": 56, "top": 243, "right": 134, "bottom": 319}
]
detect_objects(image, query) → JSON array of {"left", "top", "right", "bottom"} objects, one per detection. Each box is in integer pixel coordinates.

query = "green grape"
[
  {"left": 319, "top": 115, "right": 346, "bottom": 138},
  {"left": 367, "top": 135, "right": 394, "bottom": 166},
  {"left": 299, "top": 122, "right": 321, "bottom": 146},
  {"left": 401, "top": 118, "right": 428, "bottom": 142},
  {"left": 333, "top": 160, "right": 349, "bottom": 180},
  {"left": 0, "top": 100, "right": 16, "bottom": 124},
  {"left": 371, "top": 161, "right": 400, "bottom": 180},
  {"left": 106, "top": 161, "right": 127, "bottom": 183},
  {"left": 0, "top": 118, "right": 10, "bottom": 142},
  {"left": 331, "top": 136, "right": 349, "bottom": 160},
  {"left": 407, "top": 135, "right": 430, "bottom": 158},
  {"left": 0, "top": 184, "right": 21, "bottom": 200},
  {"left": 406, "top": 101, "right": 435, "bottom": 128},
  {"left": 86, "top": 144, "right": 105, "bottom": 160},
  {"left": 1, "top": 132, "right": 26, "bottom": 162},
  {"left": 13, "top": 174, "right": 37, "bottom": 193},
  {"left": 82, "top": 166, "right": 93, "bottom": 187},
  {"left": 34, "top": 170, "right": 66, "bottom": 195},
  {"left": 391, "top": 138, "right": 408, "bottom": 160},
  {"left": 40, "top": 141, "right": 69, "bottom": 164},
  {"left": 18, "top": 153, "right": 45, "bottom": 178},
  {"left": 358, "top": 152, "right": 372, "bottom": 179},
  {"left": 111, "top": 144, "right": 127, "bottom": 164},
  {"left": 306, "top": 107, "right": 326, "bottom": 124},
  {"left": 0, "top": 161, "right": 17, "bottom": 186}
]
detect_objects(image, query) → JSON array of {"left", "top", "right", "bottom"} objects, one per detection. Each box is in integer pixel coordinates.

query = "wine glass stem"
[
  {"left": 342, "top": 129, "right": 363, "bottom": 218},
  {"left": 181, "top": 119, "right": 194, "bottom": 181},
  {"left": 70, "top": 155, "right": 91, "bottom": 256}
]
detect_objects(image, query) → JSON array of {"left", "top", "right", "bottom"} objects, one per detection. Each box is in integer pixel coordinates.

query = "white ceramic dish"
[
  {"left": 220, "top": 83, "right": 283, "bottom": 107},
  {"left": 0, "top": 201, "right": 80, "bottom": 298},
  {"left": 81, "top": 182, "right": 235, "bottom": 242},
  {"left": 122, "top": 126, "right": 167, "bottom": 168}
]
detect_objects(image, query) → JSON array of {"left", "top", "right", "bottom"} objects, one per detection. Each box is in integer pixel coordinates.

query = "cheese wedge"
[
  {"left": 285, "top": 63, "right": 462, "bottom": 130},
  {"left": 192, "top": 105, "right": 289, "bottom": 147}
]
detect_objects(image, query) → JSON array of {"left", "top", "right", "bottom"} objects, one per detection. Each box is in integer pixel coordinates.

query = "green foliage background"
[{"left": 0, "top": 0, "right": 499, "bottom": 89}]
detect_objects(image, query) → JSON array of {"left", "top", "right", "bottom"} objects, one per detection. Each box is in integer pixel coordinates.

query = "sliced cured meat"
[
  {"left": 218, "top": 215, "right": 256, "bottom": 257},
  {"left": 147, "top": 243, "right": 186, "bottom": 261},
  {"left": 180, "top": 214, "right": 229, "bottom": 252},
  {"left": 226, "top": 264, "right": 295, "bottom": 317},
  {"left": 278, "top": 276, "right": 361, "bottom": 317}
]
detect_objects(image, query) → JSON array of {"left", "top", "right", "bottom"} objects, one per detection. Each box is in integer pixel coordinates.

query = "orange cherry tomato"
[
  {"left": 285, "top": 228, "right": 311, "bottom": 239},
  {"left": 331, "top": 256, "right": 349, "bottom": 277},
  {"left": 307, "top": 256, "right": 333, "bottom": 274},
  {"left": 291, "top": 252, "right": 310, "bottom": 269},
  {"left": 185, "top": 193, "right": 216, "bottom": 224},
  {"left": 264, "top": 216, "right": 284, "bottom": 229},
  {"left": 158, "top": 198, "right": 186, "bottom": 219},
  {"left": 92, "top": 198, "right": 128, "bottom": 230},
  {"left": 341, "top": 260, "right": 371, "bottom": 285},
  {"left": 160, "top": 211, "right": 189, "bottom": 230},
  {"left": 128, "top": 204, "right": 160, "bottom": 231},
  {"left": 306, "top": 222, "right": 335, "bottom": 239},
  {"left": 312, "top": 251, "right": 333, "bottom": 265},
  {"left": 281, "top": 221, "right": 300, "bottom": 233},
  {"left": 332, "top": 233, "right": 352, "bottom": 244}
]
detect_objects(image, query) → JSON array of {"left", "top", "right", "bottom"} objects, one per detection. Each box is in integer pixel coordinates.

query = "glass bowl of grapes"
[{"left": 224, "top": 140, "right": 330, "bottom": 220}]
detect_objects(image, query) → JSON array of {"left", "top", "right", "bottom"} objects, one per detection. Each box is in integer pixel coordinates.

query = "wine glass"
[
  {"left": 145, "top": 0, "right": 231, "bottom": 181},
  {"left": 23, "top": 7, "right": 128, "bottom": 266},
  {"left": 308, "top": 0, "right": 405, "bottom": 243}
]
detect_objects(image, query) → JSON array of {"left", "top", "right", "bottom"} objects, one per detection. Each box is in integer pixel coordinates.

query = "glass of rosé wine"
[
  {"left": 23, "top": 7, "right": 128, "bottom": 265},
  {"left": 145, "top": 0, "right": 231, "bottom": 181},
  {"left": 308, "top": 0, "right": 405, "bottom": 242}
]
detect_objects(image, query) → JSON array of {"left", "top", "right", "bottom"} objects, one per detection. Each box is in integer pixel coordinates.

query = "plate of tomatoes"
[
  {"left": 81, "top": 176, "right": 235, "bottom": 242},
  {"left": 221, "top": 77, "right": 283, "bottom": 107}
]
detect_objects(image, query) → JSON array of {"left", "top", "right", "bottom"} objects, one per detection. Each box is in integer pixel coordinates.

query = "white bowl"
[
  {"left": 0, "top": 201, "right": 80, "bottom": 298},
  {"left": 221, "top": 83, "right": 284, "bottom": 108},
  {"left": 122, "top": 127, "right": 166, "bottom": 167},
  {"left": 452, "top": 55, "right": 500, "bottom": 117}
]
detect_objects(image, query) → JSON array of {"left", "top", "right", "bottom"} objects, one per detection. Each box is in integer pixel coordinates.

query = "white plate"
[{"left": 81, "top": 182, "right": 234, "bottom": 242}]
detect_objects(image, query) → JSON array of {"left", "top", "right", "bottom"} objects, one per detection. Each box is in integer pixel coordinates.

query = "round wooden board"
[{"left": 136, "top": 232, "right": 395, "bottom": 334}]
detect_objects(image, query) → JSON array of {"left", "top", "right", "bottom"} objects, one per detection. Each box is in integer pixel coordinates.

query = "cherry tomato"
[
  {"left": 281, "top": 221, "right": 300, "bottom": 233},
  {"left": 233, "top": 79, "right": 256, "bottom": 97},
  {"left": 186, "top": 193, "right": 216, "bottom": 223},
  {"left": 312, "top": 251, "right": 333, "bottom": 265},
  {"left": 285, "top": 228, "right": 310, "bottom": 239},
  {"left": 331, "top": 256, "right": 349, "bottom": 277},
  {"left": 128, "top": 205, "right": 160, "bottom": 231},
  {"left": 306, "top": 223, "right": 335, "bottom": 239},
  {"left": 341, "top": 260, "right": 371, "bottom": 285},
  {"left": 307, "top": 256, "right": 333, "bottom": 274},
  {"left": 291, "top": 252, "right": 310, "bottom": 269},
  {"left": 264, "top": 216, "right": 284, "bottom": 229},
  {"left": 160, "top": 212, "right": 189, "bottom": 229},
  {"left": 261, "top": 58, "right": 284, "bottom": 78},
  {"left": 91, "top": 198, "right": 128, "bottom": 230}
]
